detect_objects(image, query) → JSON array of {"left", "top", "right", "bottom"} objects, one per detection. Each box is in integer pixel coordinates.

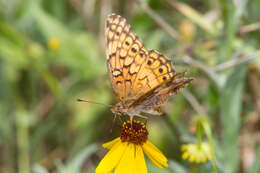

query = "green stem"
[
  {"left": 16, "top": 111, "right": 30, "bottom": 173},
  {"left": 196, "top": 122, "right": 202, "bottom": 147},
  {"left": 203, "top": 122, "right": 218, "bottom": 173},
  {"left": 218, "top": 0, "right": 236, "bottom": 63}
]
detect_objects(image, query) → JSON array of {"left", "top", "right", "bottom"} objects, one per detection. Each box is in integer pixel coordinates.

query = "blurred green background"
[{"left": 1, "top": 0, "right": 260, "bottom": 173}]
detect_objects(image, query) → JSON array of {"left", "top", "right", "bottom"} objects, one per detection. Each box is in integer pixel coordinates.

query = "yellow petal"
[
  {"left": 143, "top": 141, "right": 168, "bottom": 164},
  {"left": 189, "top": 155, "right": 195, "bottom": 162},
  {"left": 134, "top": 145, "right": 147, "bottom": 173},
  {"left": 103, "top": 137, "right": 121, "bottom": 150},
  {"left": 181, "top": 145, "right": 187, "bottom": 151},
  {"left": 142, "top": 141, "right": 168, "bottom": 168},
  {"left": 115, "top": 143, "right": 135, "bottom": 173},
  {"left": 182, "top": 152, "right": 189, "bottom": 159},
  {"left": 96, "top": 141, "right": 127, "bottom": 173},
  {"left": 145, "top": 140, "right": 165, "bottom": 156},
  {"left": 146, "top": 154, "right": 163, "bottom": 169}
]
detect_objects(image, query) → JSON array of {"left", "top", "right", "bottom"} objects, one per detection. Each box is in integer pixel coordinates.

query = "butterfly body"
[{"left": 106, "top": 14, "right": 192, "bottom": 119}]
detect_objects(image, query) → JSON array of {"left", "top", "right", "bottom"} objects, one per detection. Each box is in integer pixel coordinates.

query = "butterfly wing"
[
  {"left": 106, "top": 14, "right": 176, "bottom": 104},
  {"left": 131, "top": 49, "right": 176, "bottom": 100},
  {"left": 129, "top": 72, "right": 193, "bottom": 115},
  {"left": 106, "top": 14, "right": 148, "bottom": 102}
]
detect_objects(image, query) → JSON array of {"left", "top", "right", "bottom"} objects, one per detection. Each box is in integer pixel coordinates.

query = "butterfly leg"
[{"left": 130, "top": 115, "right": 133, "bottom": 123}]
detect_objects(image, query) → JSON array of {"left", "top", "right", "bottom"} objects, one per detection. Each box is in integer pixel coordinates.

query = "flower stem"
[{"left": 202, "top": 121, "right": 218, "bottom": 173}]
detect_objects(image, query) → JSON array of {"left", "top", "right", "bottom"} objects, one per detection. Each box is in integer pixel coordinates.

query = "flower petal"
[
  {"left": 142, "top": 141, "right": 168, "bottom": 168},
  {"left": 96, "top": 141, "right": 127, "bottom": 173},
  {"left": 145, "top": 140, "right": 165, "bottom": 156},
  {"left": 102, "top": 137, "right": 121, "bottom": 150},
  {"left": 147, "top": 154, "right": 164, "bottom": 169},
  {"left": 134, "top": 145, "right": 147, "bottom": 173},
  {"left": 114, "top": 143, "right": 135, "bottom": 173}
]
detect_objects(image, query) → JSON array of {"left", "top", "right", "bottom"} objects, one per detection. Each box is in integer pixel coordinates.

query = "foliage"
[{"left": 0, "top": 0, "right": 260, "bottom": 173}]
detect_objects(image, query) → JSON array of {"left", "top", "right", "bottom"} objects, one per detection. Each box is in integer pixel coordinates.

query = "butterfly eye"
[{"left": 162, "top": 76, "right": 167, "bottom": 81}]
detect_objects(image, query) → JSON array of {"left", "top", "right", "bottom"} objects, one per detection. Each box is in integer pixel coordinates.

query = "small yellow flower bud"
[{"left": 48, "top": 37, "right": 60, "bottom": 51}]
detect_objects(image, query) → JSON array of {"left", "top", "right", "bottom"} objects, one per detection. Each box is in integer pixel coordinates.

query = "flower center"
[{"left": 120, "top": 120, "right": 148, "bottom": 145}]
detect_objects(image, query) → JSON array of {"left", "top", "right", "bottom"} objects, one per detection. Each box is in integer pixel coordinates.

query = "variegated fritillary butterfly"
[{"left": 106, "top": 14, "right": 193, "bottom": 119}]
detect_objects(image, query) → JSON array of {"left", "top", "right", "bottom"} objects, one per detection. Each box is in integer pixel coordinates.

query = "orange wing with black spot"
[{"left": 105, "top": 14, "right": 175, "bottom": 103}]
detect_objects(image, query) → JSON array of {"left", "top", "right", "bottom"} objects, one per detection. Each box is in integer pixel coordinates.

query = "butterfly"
[{"left": 106, "top": 14, "right": 193, "bottom": 120}]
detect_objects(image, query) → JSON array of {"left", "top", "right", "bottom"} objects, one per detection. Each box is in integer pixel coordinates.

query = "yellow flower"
[
  {"left": 181, "top": 142, "right": 212, "bottom": 163},
  {"left": 48, "top": 37, "right": 60, "bottom": 51},
  {"left": 96, "top": 120, "right": 168, "bottom": 173}
]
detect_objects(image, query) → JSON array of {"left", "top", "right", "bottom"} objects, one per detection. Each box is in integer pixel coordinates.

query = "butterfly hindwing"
[
  {"left": 131, "top": 50, "right": 175, "bottom": 100},
  {"left": 129, "top": 72, "right": 193, "bottom": 114}
]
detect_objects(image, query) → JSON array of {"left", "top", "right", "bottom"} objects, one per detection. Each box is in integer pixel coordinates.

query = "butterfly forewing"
[{"left": 106, "top": 14, "right": 176, "bottom": 105}]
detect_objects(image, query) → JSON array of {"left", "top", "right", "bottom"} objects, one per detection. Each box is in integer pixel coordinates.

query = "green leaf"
[
  {"left": 56, "top": 144, "right": 98, "bottom": 173},
  {"left": 33, "top": 6, "right": 105, "bottom": 79},
  {"left": 219, "top": 64, "right": 247, "bottom": 173},
  {"left": 0, "top": 37, "right": 28, "bottom": 68},
  {"left": 68, "top": 144, "right": 98, "bottom": 173}
]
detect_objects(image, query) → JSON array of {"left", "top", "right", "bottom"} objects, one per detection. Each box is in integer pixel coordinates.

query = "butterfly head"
[{"left": 111, "top": 102, "right": 128, "bottom": 115}]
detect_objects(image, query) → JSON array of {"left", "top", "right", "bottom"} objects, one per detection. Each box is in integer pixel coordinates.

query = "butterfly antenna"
[{"left": 77, "top": 98, "right": 112, "bottom": 107}]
